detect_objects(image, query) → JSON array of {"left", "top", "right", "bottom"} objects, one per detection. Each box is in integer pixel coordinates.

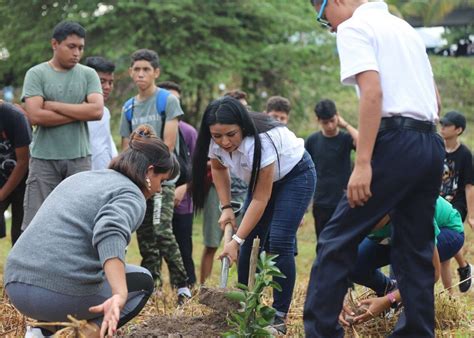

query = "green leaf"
[
  {"left": 269, "top": 281, "right": 283, "bottom": 292},
  {"left": 236, "top": 282, "right": 249, "bottom": 291},
  {"left": 225, "top": 290, "right": 246, "bottom": 302},
  {"left": 259, "top": 305, "right": 277, "bottom": 321}
]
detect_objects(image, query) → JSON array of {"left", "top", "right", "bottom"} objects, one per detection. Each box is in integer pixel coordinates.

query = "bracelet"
[
  {"left": 221, "top": 204, "right": 233, "bottom": 210},
  {"left": 387, "top": 291, "right": 397, "bottom": 304},
  {"left": 232, "top": 234, "right": 245, "bottom": 245}
]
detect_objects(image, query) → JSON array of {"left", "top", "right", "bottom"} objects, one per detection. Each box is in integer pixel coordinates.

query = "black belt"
[{"left": 379, "top": 116, "right": 436, "bottom": 133}]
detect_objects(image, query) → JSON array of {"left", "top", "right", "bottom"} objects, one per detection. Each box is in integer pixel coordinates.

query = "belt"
[{"left": 379, "top": 116, "right": 436, "bottom": 133}]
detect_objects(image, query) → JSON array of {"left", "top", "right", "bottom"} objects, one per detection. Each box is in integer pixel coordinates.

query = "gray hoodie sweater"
[{"left": 4, "top": 169, "right": 146, "bottom": 296}]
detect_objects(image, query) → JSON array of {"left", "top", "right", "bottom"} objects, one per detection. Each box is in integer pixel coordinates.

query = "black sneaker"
[
  {"left": 177, "top": 293, "right": 191, "bottom": 306},
  {"left": 266, "top": 315, "right": 287, "bottom": 335},
  {"left": 457, "top": 263, "right": 472, "bottom": 293}
]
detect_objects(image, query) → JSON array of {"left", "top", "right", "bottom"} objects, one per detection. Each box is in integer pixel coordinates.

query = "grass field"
[{"left": 1, "top": 210, "right": 473, "bottom": 336}]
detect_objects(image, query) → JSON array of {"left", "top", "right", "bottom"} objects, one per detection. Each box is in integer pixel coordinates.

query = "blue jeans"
[
  {"left": 238, "top": 151, "right": 316, "bottom": 315},
  {"left": 350, "top": 238, "right": 392, "bottom": 296}
]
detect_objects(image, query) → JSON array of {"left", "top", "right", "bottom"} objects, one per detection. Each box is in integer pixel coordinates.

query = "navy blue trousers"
[{"left": 304, "top": 127, "right": 444, "bottom": 337}]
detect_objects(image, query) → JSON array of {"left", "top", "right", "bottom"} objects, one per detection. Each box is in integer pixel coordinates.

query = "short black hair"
[
  {"left": 85, "top": 56, "right": 115, "bottom": 73},
  {"left": 266, "top": 96, "right": 291, "bottom": 115},
  {"left": 314, "top": 99, "right": 337, "bottom": 120},
  {"left": 52, "top": 21, "right": 86, "bottom": 43},
  {"left": 131, "top": 49, "right": 160, "bottom": 69},
  {"left": 158, "top": 81, "right": 181, "bottom": 94}
]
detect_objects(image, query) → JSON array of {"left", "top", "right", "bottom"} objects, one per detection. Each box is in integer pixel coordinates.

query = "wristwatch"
[{"left": 232, "top": 234, "right": 245, "bottom": 245}]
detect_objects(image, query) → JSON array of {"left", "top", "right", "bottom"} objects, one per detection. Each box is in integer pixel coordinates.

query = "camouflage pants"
[{"left": 136, "top": 185, "right": 188, "bottom": 288}]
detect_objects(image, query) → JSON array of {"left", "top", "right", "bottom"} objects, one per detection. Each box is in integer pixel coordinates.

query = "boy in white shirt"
[{"left": 305, "top": 1, "right": 444, "bottom": 336}]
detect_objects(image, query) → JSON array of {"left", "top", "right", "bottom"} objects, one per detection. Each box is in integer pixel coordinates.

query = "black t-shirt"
[
  {"left": 440, "top": 143, "right": 474, "bottom": 220},
  {"left": 0, "top": 103, "right": 31, "bottom": 187},
  {"left": 305, "top": 131, "right": 354, "bottom": 207}
]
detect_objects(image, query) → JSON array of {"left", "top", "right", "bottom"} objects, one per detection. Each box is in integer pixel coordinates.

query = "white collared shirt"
[
  {"left": 209, "top": 126, "right": 304, "bottom": 183},
  {"left": 337, "top": 2, "right": 438, "bottom": 122},
  {"left": 88, "top": 107, "right": 118, "bottom": 170}
]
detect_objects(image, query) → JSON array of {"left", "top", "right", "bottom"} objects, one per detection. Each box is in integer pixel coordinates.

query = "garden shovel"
[{"left": 219, "top": 201, "right": 243, "bottom": 288}]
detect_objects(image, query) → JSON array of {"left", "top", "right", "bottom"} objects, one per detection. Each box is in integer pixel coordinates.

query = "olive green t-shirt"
[
  {"left": 119, "top": 87, "right": 184, "bottom": 139},
  {"left": 21, "top": 62, "right": 102, "bottom": 160}
]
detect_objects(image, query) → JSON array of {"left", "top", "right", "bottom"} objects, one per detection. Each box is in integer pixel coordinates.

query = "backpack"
[{"left": 123, "top": 88, "right": 191, "bottom": 187}]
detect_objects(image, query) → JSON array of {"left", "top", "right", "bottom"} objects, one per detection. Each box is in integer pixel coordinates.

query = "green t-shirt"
[
  {"left": 21, "top": 62, "right": 102, "bottom": 160},
  {"left": 368, "top": 196, "right": 463, "bottom": 245},
  {"left": 433, "top": 196, "right": 464, "bottom": 234},
  {"left": 119, "top": 88, "right": 184, "bottom": 139}
]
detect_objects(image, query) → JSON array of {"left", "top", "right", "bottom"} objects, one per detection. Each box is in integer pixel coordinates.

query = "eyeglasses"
[{"left": 316, "top": 0, "right": 331, "bottom": 29}]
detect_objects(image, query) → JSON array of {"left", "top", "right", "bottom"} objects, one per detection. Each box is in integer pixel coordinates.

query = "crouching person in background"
[{"left": 4, "top": 125, "right": 179, "bottom": 337}]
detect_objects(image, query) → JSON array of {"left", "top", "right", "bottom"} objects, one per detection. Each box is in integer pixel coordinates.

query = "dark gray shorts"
[{"left": 5, "top": 264, "right": 153, "bottom": 328}]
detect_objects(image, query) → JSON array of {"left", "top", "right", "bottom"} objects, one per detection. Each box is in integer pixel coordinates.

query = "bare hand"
[
  {"left": 353, "top": 297, "right": 390, "bottom": 324},
  {"left": 43, "top": 100, "right": 53, "bottom": 110},
  {"left": 338, "top": 303, "right": 355, "bottom": 327},
  {"left": 218, "top": 240, "right": 239, "bottom": 265},
  {"left": 337, "top": 114, "right": 348, "bottom": 128},
  {"left": 174, "top": 184, "right": 187, "bottom": 207},
  {"left": 89, "top": 294, "right": 126, "bottom": 337},
  {"left": 218, "top": 208, "right": 236, "bottom": 231},
  {"left": 347, "top": 163, "right": 372, "bottom": 208}
]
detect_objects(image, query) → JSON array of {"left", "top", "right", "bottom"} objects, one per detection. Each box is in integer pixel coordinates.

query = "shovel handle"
[{"left": 224, "top": 222, "right": 233, "bottom": 244}]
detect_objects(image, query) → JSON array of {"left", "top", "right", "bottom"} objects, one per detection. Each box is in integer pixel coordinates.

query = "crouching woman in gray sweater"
[{"left": 4, "top": 124, "right": 179, "bottom": 337}]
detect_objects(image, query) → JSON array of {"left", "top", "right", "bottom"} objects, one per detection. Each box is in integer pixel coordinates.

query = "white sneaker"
[{"left": 25, "top": 326, "right": 45, "bottom": 338}]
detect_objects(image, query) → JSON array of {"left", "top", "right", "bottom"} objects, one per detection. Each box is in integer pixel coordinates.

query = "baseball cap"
[{"left": 440, "top": 111, "right": 466, "bottom": 131}]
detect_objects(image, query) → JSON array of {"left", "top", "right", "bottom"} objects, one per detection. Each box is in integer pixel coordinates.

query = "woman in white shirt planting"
[{"left": 192, "top": 96, "right": 316, "bottom": 333}]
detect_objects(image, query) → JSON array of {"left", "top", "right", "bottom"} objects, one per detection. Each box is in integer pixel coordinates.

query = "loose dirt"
[
  {"left": 128, "top": 312, "right": 230, "bottom": 337},
  {"left": 198, "top": 286, "right": 240, "bottom": 313}
]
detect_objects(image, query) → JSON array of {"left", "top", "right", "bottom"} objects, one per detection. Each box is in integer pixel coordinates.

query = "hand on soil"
[
  {"left": 218, "top": 240, "right": 239, "bottom": 265},
  {"left": 338, "top": 303, "right": 355, "bottom": 326},
  {"left": 353, "top": 298, "right": 387, "bottom": 324},
  {"left": 89, "top": 294, "right": 126, "bottom": 337}
]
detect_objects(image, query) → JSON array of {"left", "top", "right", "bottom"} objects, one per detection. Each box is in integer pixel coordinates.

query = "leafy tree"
[
  {"left": 386, "top": 0, "right": 474, "bottom": 26},
  {"left": 1, "top": 0, "right": 339, "bottom": 129}
]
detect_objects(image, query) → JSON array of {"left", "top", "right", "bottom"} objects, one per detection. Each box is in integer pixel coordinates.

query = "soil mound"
[{"left": 128, "top": 312, "right": 229, "bottom": 337}]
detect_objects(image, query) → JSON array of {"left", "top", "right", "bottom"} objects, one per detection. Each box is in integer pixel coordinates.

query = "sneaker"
[
  {"left": 177, "top": 293, "right": 191, "bottom": 306},
  {"left": 265, "top": 315, "right": 287, "bottom": 335},
  {"left": 457, "top": 263, "right": 472, "bottom": 293},
  {"left": 25, "top": 326, "right": 53, "bottom": 338}
]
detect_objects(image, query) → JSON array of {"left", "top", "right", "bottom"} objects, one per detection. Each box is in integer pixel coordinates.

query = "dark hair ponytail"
[
  {"left": 192, "top": 97, "right": 282, "bottom": 211},
  {"left": 109, "top": 124, "right": 179, "bottom": 190}
]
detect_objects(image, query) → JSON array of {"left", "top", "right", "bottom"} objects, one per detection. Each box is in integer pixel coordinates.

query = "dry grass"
[
  {"left": 0, "top": 290, "right": 25, "bottom": 337},
  {"left": 0, "top": 278, "right": 472, "bottom": 337},
  {"left": 1, "top": 217, "right": 473, "bottom": 336}
]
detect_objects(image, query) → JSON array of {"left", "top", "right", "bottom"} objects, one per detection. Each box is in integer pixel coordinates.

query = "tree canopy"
[{"left": 0, "top": 1, "right": 472, "bottom": 132}]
